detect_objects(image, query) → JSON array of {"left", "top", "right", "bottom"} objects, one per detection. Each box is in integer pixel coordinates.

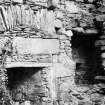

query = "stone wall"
[{"left": 0, "top": 0, "right": 105, "bottom": 105}]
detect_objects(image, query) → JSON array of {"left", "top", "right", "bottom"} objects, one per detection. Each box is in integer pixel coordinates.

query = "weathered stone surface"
[
  {"left": 88, "top": 0, "right": 94, "bottom": 3},
  {"left": 0, "top": 0, "right": 105, "bottom": 105},
  {"left": 97, "top": 6, "right": 105, "bottom": 13},
  {"left": 47, "top": 0, "right": 59, "bottom": 8},
  {"left": 65, "top": 1, "right": 79, "bottom": 13},
  {"left": 95, "top": 76, "right": 105, "bottom": 80},
  {"left": 12, "top": 0, "right": 23, "bottom": 3},
  {"left": 54, "top": 19, "right": 62, "bottom": 28},
  {"left": 14, "top": 102, "right": 19, "bottom": 105},
  {"left": 24, "top": 101, "right": 31, "bottom": 105},
  {"left": 65, "top": 30, "right": 73, "bottom": 37},
  {"left": 72, "top": 27, "right": 85, "bottom": 33},
  {"left": 85, "top": 29, "right": 98, "bottom": 34},
  {"left": 59, "top": 35, "right": 67, "bottom": 40},
  {"left": 12, "top": 37, "right": 59, "bottom": 54},
  {"left": 58, "top": 53, "right": 75, "bottom": 69},
  {"left": 0, "top": 0, "right": 99, "bottom": 32},
  {"left": 99, "top": 35, "right": 105, "bottom": 39},
  {"left": 102, "top": 60, "right": 105, "bottom": 66},
  {"left": 95, "top": 40, "right": 105, "bottom": 46},
  {"left": 51, "top": 63, "right": 75, "bottom": 78},
  {"left": 100, "top": 46, "right": 105, "bottom": 50},
  {"left": 96, "top": 15, "right": 105, "bottom": 22},
  {"left": 101, "top": 53, "right": 105, "bottom": 58},
  {"left": 75, "top": 0, "right": 84, "bottom": 2}
]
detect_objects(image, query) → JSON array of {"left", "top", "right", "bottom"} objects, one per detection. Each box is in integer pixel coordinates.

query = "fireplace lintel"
[{"left": 5, "top": 62, "right": 53, "bottom": 68}]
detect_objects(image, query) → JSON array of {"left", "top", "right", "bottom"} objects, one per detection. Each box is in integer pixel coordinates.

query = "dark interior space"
[
  {"left": 7, "top": 67, "right": 43, "bottom": 90},
  {"left": 6, "top": 67, "right": 45, "bottom": 104},
  {"left": 71, "top": 33, "right": 102, "bottom": 84}
]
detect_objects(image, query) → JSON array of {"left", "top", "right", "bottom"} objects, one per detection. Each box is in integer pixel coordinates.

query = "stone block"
[
  {"left": 42, "top": 101, "right": 47, "bottom": 105},
  {"left": 56, "top": 12, "right": 64, "bottom": 19},
  {"left": 24, "top": 101, "right": 31, "bottom": 105},
  {"left": 12, "top": 37, "right": 59, "bottom": 55},
  {"left": 75, "top": 0, "right": 84, "bottom": 2},
  {"left": 101, "top": 53, "right": 105, "bottom": 58},
  {"left": 65, "top": 1, "right": 79, "bottom": 13},
  {"left": 85, "top": 29, "right": 98, "bottom": 34},
  {"left": 95, "top": 76, "right": 105, "bottom": 80},
  {"left": 20, "top": 101, "right": 31, "bottom": 105},
  {"left": 103, "top": 1, "right": 105, "bottom": 6},
  {"left": 96, "top": 15, "right": 105, "bottom": 22},
  {"left": 95, "top": 40, "right": 105, "bottom": 46},
  {"left": 60, "top": 45, "right": 65, "bottom": 49},
  {"left": 47, "top": 0, "right": 59, "bottom": 8},
  {"left": 79, "top": 22, "right": 87, "bottom": 27},
  {"left": 54, "top": 19, "right": 62, "bottom": 28},
  {"left": 97, "top": 6, "right": 105, "bottom": 13},
  {"left": 101, "top": 46, "right": 105, "bottom": 50},
  {"left": 59, "top": 50, "right": 65, "bottom": 53},
  {"left": 65, "top": 30, "right": 73, "bottom": 37},
  {"left": 102, "top": 60, "right": 105, "bottom": 66},
  {"left": 12, "top": 0, "right": 23, "bottom": 3},
  {"left": 99, "top": 35, "right": 105, "bottom": 39},
  {"left": 88, "top": 0, "right": 94, "bottom": 3},
  {"left": 14, "top": 102, "right": 19, "bottom": 105},
  {"left": 60, "top": 40, "right": 66, "bottom": 46},
  {"left": 59, "top": 35, "right": 67, "bottom": 40}
]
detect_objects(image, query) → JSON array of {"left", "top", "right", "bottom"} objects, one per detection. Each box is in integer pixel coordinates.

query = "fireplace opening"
[
  {"left": 7, "top": 67, "right": 43, "bottom": 90},
  {"left": 6, "top": 67, "right": 45, "bottom": 103},
  {"left": 71, "top": 33, "right": 100, "bottom": 85}
]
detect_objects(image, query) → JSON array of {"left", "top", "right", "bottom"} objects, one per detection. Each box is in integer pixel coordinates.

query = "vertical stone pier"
[{"left": 95, "top": 22, "right": 105, "bottom": 80}]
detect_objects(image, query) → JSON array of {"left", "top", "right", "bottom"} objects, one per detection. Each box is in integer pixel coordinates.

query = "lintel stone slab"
[
  {"left": 5, "top": 62, "right": 53, "bottom": 68},
  {"left": 12, "top": 37, "right": 60, "bottom": 55}
]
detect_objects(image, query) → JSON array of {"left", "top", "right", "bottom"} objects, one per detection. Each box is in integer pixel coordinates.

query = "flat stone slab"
[
  {"left": 5, "top": 62, "right": 53, "bottom": 68},
  {"left": 12, "top": 37, "right": 59, "bottom": 54},
  {"left": 96, "top": 15, "right": 105, "bottom": 22}
]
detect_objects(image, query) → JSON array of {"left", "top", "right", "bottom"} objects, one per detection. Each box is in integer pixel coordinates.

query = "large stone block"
[
  {"left": 101, "top": 46, "right": 105, "bottom": 50},
  {"left": 102, "top": 60, "right": 105, "bottom": 66},
  {"left": 65, "top": 1, "right": 79, "bottom": 13},
  {"left": 101, "top": 53, "right": 105, "bottom": 58},
  {"left": 95, "top": 40, "right": 105, "bottom": 46},
  {"left": 47, "top": 0, "right": 59, "bottom": 8},
  {"left": 12, "top": 37, "right": 59, "bottom": 55},
  {"left": 96, "top": 15, "right": 105, "bottom": 22},
  {"left": 97, "top": 6, "right": 105, "bottom": 13},
  {"left": 12, "top": 0, "right": 23, "bottom": 3},
  {"left": 14, "top": 102, "right": 19, "bottom": 105}
]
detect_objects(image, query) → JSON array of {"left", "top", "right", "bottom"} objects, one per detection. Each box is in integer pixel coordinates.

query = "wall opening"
[
  {"left": 71, "top": 33, "right": 99, "bottom": 85},
  {"left": 7, "top": 67, "right": 43, "bottom": 89},
  {"left": 7, "top": 67, "right": 45, "bottom": 104}
]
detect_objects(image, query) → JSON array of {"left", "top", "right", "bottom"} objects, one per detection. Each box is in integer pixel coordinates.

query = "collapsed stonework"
[{"left": 0, "top": 0, "right": 105, "bottom": 105}]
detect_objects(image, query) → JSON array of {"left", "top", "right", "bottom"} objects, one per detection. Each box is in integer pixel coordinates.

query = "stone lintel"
[{"left": 5, "top": 62, "right": 53, "bottom": 68}]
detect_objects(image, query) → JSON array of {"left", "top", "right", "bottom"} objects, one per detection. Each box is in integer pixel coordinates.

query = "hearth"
[{"left": 7, "top": 67, "right": 51, "bottom": 105}]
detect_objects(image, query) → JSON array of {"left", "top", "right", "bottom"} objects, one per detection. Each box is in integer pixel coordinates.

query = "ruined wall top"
[{"left": 0, "top": 0, "right": 104, "bottom": 35}]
